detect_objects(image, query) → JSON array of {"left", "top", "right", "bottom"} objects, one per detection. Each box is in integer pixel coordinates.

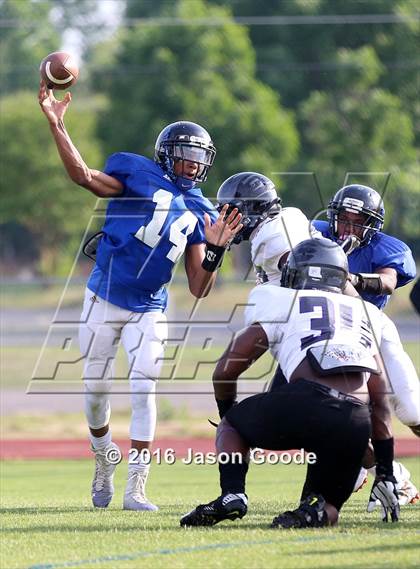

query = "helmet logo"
[
  {"left": 308, "top": 266, "right": 322, "bottom": 278},
  {"left": 342, "top": 197, "right": 364, "bottom": 210},
  {"left": 189, "top": 135, "right": 206, "bottom": 143}
]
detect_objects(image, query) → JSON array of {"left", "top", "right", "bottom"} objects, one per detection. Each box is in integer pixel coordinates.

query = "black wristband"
[
  {"left": 201, "top": 242, "right": 226, "bottom": 272},
  {"left": 373, "top": 437, "right": 394, "bottom": 477},
  {"left": 216, "top": 398, "right": 236, "bottom": 419},
  {"left": 354, "top": 273, "right": 383, "bottom": 295}
]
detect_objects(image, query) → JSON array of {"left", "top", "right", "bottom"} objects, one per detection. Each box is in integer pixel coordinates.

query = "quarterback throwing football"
[{"left": 38, "top": 81, "right": 242, "bottom": 511}]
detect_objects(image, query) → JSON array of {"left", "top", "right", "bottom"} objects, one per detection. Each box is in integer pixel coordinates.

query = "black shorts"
[
  {"left": 225, "top": 379, "right": 371, "bottom": 510},
  {"left": 268, "top": 364, "right": 288, "bottom": 392}
]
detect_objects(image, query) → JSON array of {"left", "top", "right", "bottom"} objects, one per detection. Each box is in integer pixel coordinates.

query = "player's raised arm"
[
  {"left": 38, "top": 81, "right": 123, "bottom": 197},
  {"left": 184, "top": 205, "right": 243, "bottom": 298}
]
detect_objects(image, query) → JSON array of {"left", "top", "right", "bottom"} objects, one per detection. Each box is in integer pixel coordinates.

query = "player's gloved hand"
[{"left": 367, "top": 475, "right": 400, "bottom": 522}]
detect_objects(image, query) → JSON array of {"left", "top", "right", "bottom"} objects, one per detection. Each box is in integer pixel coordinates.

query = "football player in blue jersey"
[
  {"left": 316, "top": 184, "right": 416, "bottom": 311},
  {"left": 38, "top": 81, "right": 243, "bottom": 511},
  {"left": 313, "top": 184, "right": 419, "bottom": 504}
]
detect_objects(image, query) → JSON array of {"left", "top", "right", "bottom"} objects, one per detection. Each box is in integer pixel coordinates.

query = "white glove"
[{"left": 367, "top": 476, "right": 400, "bottom": 522}]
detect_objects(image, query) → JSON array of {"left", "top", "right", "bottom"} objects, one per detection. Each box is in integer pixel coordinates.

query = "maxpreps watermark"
[{"left": 106, "top": 447, "right": 317, "bottom": 466}]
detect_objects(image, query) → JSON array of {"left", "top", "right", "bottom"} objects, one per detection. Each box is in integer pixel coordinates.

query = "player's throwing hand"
[{"left": 38, "top": 80, "right": 71, "bottom": 126}]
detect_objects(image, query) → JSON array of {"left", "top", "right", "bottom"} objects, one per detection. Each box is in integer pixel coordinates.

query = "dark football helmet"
[
  {"left": 327, "top": 184, "right": 385, "bottom": 247},
  {"left": 281, "top": 237, "right": 349, "bottom": 293},
  {"left": 154, "top": 121, "right": 216, "bottom": 189},
  {"left": 216, "top": 172, "right": 282, "bottom": 243}
]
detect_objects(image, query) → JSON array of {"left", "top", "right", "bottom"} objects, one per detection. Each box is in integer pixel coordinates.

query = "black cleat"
[
  {"left": 271, "top": 493, "right": 328, "bottom": 529},
  {"left": 180, "top": 493, "right": 248, "bottom": 527}
]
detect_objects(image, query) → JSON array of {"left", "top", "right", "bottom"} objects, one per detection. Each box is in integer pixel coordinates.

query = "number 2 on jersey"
[{"left": 134, "top": 189, "right": 198, "bottom": 263}]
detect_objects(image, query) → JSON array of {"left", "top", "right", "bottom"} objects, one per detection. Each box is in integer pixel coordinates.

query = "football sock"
[
  {"left": 90, "top": 430, "right": 112, "bottom": 450},
  {"left": 219, "top": 460, "right": 249, "bottom": 494},
  {"left": 128, "top": 460, "right": 150, "bottom": 475}
]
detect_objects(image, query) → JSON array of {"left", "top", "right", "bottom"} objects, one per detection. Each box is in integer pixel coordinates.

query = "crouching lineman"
[
  {"left": 217, "top": 173, "right": 419, "bottom": 506},
  {"left": 181, "top": 238, "right": 400, "bottom": 528}
]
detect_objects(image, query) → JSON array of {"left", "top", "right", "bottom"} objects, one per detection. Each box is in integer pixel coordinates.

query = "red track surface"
[{"left": 1, "top": 438, "right": 419, "bottom": 460}]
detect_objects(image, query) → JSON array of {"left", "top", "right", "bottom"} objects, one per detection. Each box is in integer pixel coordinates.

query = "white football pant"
[
  {"left": 79, "top": 288, "right": 168, "bottom": 441},
  {"left": 380, "top": 312, "right": 420, "bottom": 427}
]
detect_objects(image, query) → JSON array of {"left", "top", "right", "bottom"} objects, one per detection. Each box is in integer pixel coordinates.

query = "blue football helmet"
[
  {"left": 154, "top": 121, "right": 216, "bottom": 189},
  {"left": 327, "top": 184, "right": 385, "bottom": 247}
]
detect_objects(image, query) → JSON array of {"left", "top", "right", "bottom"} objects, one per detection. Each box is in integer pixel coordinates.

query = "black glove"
[{"left": 367, "top": 475, "right": 400, "bottom": 522}]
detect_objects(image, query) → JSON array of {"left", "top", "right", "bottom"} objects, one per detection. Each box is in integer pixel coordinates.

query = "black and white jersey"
[
  {"left": 250, "top": 208, "right": 320, "bottom": 283},
  {"left": 245, "top": 285, "right": 383, "bottom": 381}
]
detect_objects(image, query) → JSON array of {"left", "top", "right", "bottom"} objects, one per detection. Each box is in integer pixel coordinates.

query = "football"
[{"left": 39, "top": 51, "right": 79, "bottom": 90}]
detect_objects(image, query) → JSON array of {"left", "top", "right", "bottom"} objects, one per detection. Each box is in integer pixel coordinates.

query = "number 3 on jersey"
[
  {"left": 134, "top": 189, "right": 198, "bottom": 263},
  {"left": 300, "top": 297, "right": 335, "bottom": 350}
]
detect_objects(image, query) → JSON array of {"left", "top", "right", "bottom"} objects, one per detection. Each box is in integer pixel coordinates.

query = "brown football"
[{"left": 40, "top": 51, "right": 79, "bottom": 90}]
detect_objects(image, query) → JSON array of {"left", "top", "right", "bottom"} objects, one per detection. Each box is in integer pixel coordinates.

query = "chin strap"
[
  {"left": 341, "top": 235, "right": 361, "bottom": 255},
  {"left": 174, "top": 177, "right": 196, "bottom": 190}
]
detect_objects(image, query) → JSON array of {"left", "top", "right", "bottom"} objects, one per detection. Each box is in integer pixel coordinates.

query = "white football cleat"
[
  {"left": 393, "top": 461, "right": 420, "bottom": 506},
  {"left": 91, "top": 442, "right": 121, "bottom": 508},
  {"left": 353, "top": 467, "right": 368, "bottom": 493},
  {"left": 397, "top": 479, "right": 420, "bottom": 506},
  {"left": 123, "top": 468, "right": 158, "bottom": 511}
]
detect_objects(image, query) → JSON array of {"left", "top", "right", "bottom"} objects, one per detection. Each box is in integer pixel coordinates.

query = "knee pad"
[
  {"left": 84, "top": 373, "right": 113, "bottom": 430},
  {"left": 84, "top": 390, "right": 111, "bottom": 430}
]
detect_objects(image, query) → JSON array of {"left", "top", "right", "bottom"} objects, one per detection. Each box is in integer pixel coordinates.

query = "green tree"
[
  {"left": 0, "top": 92, "right": 103, "bottom": 274},
  {"left": 300, "top": 47, "right": 418, "bottom": 244},
  {"left": 95, "top": 0, "right": 299, "bottom": 198},
  {"left": 0, "top": 0, "right": 60, "bottom": 94},
  {"left": 209, "top": 0, "right": 418, "bottom": 114}
]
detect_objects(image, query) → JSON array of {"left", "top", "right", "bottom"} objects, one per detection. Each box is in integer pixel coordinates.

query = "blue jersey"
[
  {"left": 87, "top": 153, "right": 217, "bottom": 312},
  {"left": 313, "top": 220, "right": 416, "bottom": 309}
]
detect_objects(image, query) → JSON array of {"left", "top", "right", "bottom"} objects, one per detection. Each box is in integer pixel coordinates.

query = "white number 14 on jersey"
[{"left": 135, "top": 189, "right": 198, "bottom": 263}]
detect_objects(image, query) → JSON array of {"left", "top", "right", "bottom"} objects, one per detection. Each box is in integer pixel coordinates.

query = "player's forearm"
[
  {"left": 371, "top": 397, "right": 393, "bottom": 440},
  {"left": 213, "top": 358, "right": 239, "bottom": 402},
  {"left": 350, "top": 269, "right": 397, "bottom": 296},
  {"left": 49, "top": 119, "right": 93, "bottom": 186},
  {"left": 368, "top": 360, "right": 393, "bottom": 441},
  {"left": 188, "top": 266, "right": 217, "bottom": 298},
  {"left": 377, "top": 272, "right": 397, "bottom": 295}
]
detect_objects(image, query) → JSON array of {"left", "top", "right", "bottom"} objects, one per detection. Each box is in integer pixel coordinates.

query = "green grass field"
[{"left": 1, "top": 458, "right": 419, "bottom": 569}]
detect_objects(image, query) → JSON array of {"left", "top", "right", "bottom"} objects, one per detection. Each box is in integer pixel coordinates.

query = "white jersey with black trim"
[
  {"left": 245, "top": 284, "right": 383, "bottom": 381},
  {"left": 250, "top": 208, "right": 320, "bottom": 283}
]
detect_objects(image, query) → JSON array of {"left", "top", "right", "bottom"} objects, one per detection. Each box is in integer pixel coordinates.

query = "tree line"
[{"left": 1, "top": 0, "right": 418, "bottom": 275}]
